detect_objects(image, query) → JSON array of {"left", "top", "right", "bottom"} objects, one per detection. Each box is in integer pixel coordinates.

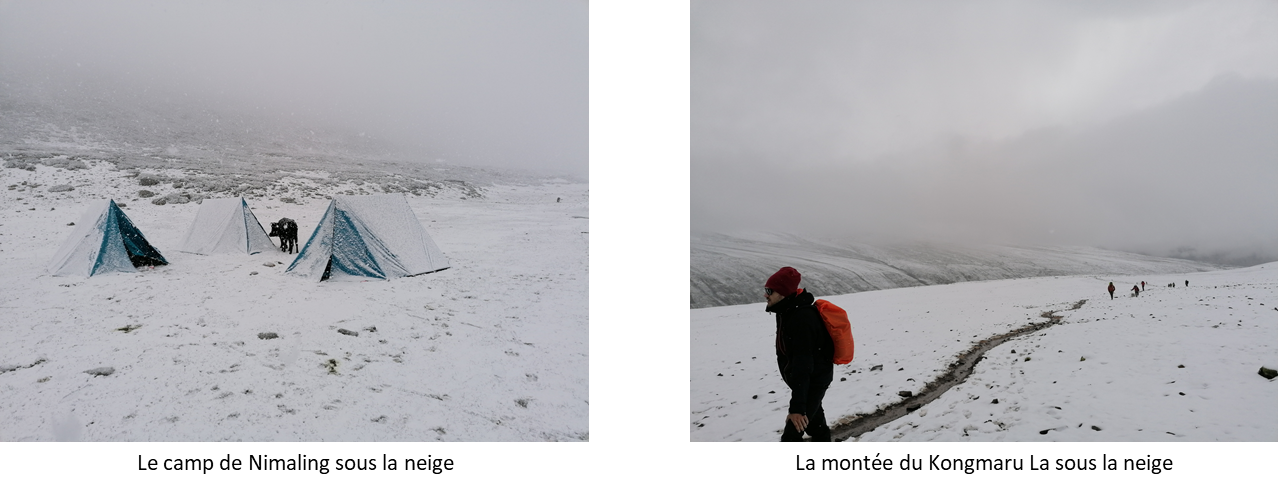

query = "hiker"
[
  {"left": 1185, "top": 280, "right": 1189, "bottom": 287},
  {"left": 764, "top": 267, "right": 834, "bottom": 442},
  {"left": 1141, "top": 281, "right": 1146, "bottom": 291},
  {"left": 1132, "top": 285, "right": 1140, "bottom": 297},
  {"left": 1108, "top": 282, "right": 1115, "bottom": 300}
]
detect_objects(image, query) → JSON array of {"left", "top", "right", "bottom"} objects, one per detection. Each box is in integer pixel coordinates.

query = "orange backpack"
[{"left": 814, "top": 298, "right": 855, "bottom": 364}]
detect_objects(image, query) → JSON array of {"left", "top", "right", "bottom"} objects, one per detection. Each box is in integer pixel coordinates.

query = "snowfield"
[
  {"left": 691, "top": 264, "right": 1277, "bottom": 442},
  {"left": 0, "top": 158, "right": 587, "bottom": 441}
]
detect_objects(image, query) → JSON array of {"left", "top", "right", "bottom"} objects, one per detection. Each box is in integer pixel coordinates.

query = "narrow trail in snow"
[{"left": 829, "top": 299, "right": 1088, "bottom": 442}]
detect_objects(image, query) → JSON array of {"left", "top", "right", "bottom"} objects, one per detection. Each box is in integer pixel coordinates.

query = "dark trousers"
[{"left": 781, "top": 379, "right": 832, "bottom": 442}]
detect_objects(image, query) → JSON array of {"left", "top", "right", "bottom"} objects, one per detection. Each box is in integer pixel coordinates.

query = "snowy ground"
[
  {"left": 691, "top": 264, "right": 1277, "bottom": 442},
  {"left": 0, "top": 160, "right": 588, "bottom": 441}
]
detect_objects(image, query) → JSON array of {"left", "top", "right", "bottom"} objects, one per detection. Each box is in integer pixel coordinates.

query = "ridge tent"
[
  {"left": 286, "top": 194, "right": 449, "bottom": 281},
  {"left": 178, "top": 197, "right": 274, "bottom": 255},
  {"left": 48, "top": 199, "right": 167, "bottom": 276}
]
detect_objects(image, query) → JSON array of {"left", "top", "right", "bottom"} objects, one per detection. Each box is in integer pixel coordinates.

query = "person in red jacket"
[
  {"left": 1108, "top": 282, "right": 1116, "bottom": 300},
  {"left": 765, "top": 266, "right": 834, "bottom": 442},
  {"left": 1141, "top": 281, "right": 1146, "bottom": 291},
  {"left": 1132, "top": 284, "right": 1140, "bottom": 297}
]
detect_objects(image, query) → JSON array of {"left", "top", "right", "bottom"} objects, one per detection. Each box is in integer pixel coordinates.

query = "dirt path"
[{"left": 829, "top": 299, "right": 1087, "bottom": 441}]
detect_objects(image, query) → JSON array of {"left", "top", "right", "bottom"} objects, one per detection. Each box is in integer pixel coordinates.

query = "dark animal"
[{"left": 270, "top": 218, "right": 299, "bottom": 253}]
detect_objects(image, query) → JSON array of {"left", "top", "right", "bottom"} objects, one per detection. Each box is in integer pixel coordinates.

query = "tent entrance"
[{"left": 129, "top": 253, "right": 167, "bottom": 268}]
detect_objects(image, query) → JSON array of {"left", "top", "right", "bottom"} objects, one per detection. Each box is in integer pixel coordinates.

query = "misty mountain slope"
[
  {"left": 692, "top": 232, "right": 1219, "bottom": 308},
  {"left": 0, "top": 74, "right": 582, "bottom": 197}
]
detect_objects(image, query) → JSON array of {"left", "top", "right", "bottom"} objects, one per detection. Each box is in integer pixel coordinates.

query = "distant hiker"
[
  {"left": 557, "top": 197, "right": 562, "bottom": 203},
  {"left": 1185, "top": 280, "right": 1189, "bottom": 287},
  {"left": 1108, "top": 282, "right": 1115, "bottom": 300},
  {"left": 765, "top": 266, "right": 834, "bottom": 442},
  {"left": 1132, "top": 285, "right": 1140, "bottom": 297},
  {"left": 1141, "top": 281, "right": 1145, "bottom": 291}
]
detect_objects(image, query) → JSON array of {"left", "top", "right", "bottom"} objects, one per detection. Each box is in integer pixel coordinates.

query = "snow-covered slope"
[
  {"left": 691, "top": 232, "right": 1220, "bottom": 308},
  {"left": 0, "top": 157, "right": 587, "bottom": 441},
  {"left": 691, "top": 263, "right": 1276, "bottom": 442}
]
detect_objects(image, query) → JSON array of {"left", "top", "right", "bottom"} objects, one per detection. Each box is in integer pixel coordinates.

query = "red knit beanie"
[{"left": 765, "top": 267, "right": 801, "bottom": 297}]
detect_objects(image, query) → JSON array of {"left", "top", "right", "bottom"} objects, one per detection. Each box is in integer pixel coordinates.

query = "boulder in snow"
[
  {"left": 1259, "top": 367, "right": 1277, "bottom": 380},
  {"left": 84, "top": 367, "right": 114, "bottom": 377},
  {"left": 48, "top": 184, "right": 74, "bottom": 192}
]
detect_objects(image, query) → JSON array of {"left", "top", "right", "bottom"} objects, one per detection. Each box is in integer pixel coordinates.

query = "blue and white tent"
[
  {"left": 286, "top": 194, "right": 449, "bottom": 281},
  {"left": 48, "top": 200, "right": 168, "bottom": 276},
  {"left": 177, "top": 197, "right": 274, "bottom": 255}
]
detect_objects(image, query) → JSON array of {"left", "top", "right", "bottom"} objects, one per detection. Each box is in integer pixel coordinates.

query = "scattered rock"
[
  {"left": 898, "top": 391, "right": 913, "bottom": 397},
  {"left": 1259, "top": 367, "right": 1277, "bottom": 380},
  {"left": 1025, "top": 357, "right": 1031, "bottom": 361},
  {"left": 515, "top": 398, "right": 530, "bottom": 408},
  {"left": 1091, "top": 425, "right": 1101, "bottom": 431},
  {"left": 138, "top": 190, "right": 155, "bottom": 198},
  {"left": 263, "top": 262, "right": 276, "bottom": 267},
  {"left": 898, "top": 367, "right": 904, "bottom": 371},
  {"left": 1080, "top": 356, "right": 1086, "bottom": 362},
  {"left": 363, "top": 326, "right": 377, "bottom": 332},
  {"left": 991, "top": 399, "right": 999, "bottom": 404},
  {"left": 138, "top": 176, "right": 160, "bottom": 186},
  {"left": 870, "top": 365, "right": 883, "bottom": 371},
  {"left": 115, "top": 324, "right": 140, "bottom": 333},
  {"left": 84, "top": 367, "right": 115, "bottom": 377},
  {"left": 37, "top": 376, "right": 51, "bottom": 383},
  {"left": 48, "top": 184, "right": 74, "bottom": 192},
  {"left": 1011, "top": 349, "right": 1016, "bottom": 354},
  {"left": 337, "top": 328, "right": 358, "bottom": 337},
  {"left": 67, "top": 222, "right": 75, "bottom": 226},
  {"left": 752, "top": 395, "right": 758, "bottom": 399},
  {"left": 1178, "top": 365, "right": 1185, "bottom": 368},
  {"left": 161, "top": 193, "right": 191, "bottom": 204},
  {"left": 258, "top": 332, "right": 279, "bottom": 340},
  {"left": 1039, "top": 429, "right": 1050, "bottom": 435},
  {"left": 840, "top": 377, "right": 846, "bottom": 382},
  {"left": 249, "top": 271, "right": 258, "bottom": 276},
  {"left": 905, "top": 403, "right": 922, "bottom": 412}
]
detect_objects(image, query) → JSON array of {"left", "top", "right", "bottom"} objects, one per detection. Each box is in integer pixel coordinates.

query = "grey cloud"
[
  {"left": 0, "top": 0, "right": 586, "bottom": 177},
  {"left": 693, "top": 0, "right": 1278, "bottom": 266}
]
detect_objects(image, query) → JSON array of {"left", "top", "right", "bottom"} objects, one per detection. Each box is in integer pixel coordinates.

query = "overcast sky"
[
  {"left": 0, "top": 0, "right": 586, "bottom": 177},
  {"left": 692, "top": 0, "right": 1278, "bottom": 264}
]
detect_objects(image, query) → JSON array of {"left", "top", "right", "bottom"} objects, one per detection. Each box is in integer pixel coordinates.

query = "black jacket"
[{"left": 767, "top": 290, "right": 834, "bottom": 415}]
